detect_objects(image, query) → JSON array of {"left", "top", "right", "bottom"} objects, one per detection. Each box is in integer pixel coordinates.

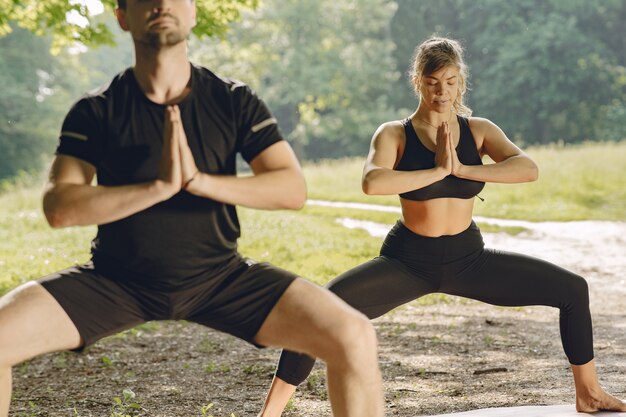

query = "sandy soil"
[{"left": 10, "top": 215, "right": 626, "bottom": 416}]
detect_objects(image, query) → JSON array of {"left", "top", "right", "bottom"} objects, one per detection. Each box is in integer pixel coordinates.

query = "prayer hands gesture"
[
  {"left": 158, "top": 105, "right": 200, "bottom": 198},
  {"left": 434, "top": 122, "right": 462, "bottom": 177}
]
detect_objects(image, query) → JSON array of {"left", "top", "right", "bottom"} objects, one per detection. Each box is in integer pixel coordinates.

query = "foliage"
[
  {"left": 66, "top": 12, "right": 134, "bottom": 89},
  {"left": 1, "top": 0, "right": 625, "bottom": 179},
  {"left": 0, "top": 13, "right": 128, "bottom": 181},
  {"left": 191, "top": 0, "right": 401, "bottom": 159},
  {"left": 0, "top": 0, "right": 258, "bottom": 52},
  {"left": 110, "top": 388, "right": 141, "bottom": 417},
  {"left": 390, "top": 0, "right": 626, "bottom": 145},
  {"left": 469, "top": 0, "right": 624, "bottom": 144},
  {"left": 0, "top": 24, "right": 66, "bottom": 180},
  {"left": 0, "top": 0, "right": 114, "bottom": 53},
  {"left": 193, "top": 0, "right": 258, "bottom": 39},
  {"left": 595, "top": 100, "right": 626, "bottom": 142}
]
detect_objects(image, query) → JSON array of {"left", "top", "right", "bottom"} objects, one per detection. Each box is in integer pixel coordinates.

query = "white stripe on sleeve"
[
  {"left": 61, "top": 131, "right": 88, "bottom": 141},
  {"left": 251, "top": 118, "right": 277, "bottom": 133}
]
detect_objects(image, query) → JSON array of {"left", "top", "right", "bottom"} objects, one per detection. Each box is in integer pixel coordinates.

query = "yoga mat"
[{"left": 420, "top": 404, "right": 626, "bottom": 417}]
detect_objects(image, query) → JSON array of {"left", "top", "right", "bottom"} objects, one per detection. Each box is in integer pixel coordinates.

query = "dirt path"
[{"left": 10, "top": 203, "right": 626, "bottom": 416}]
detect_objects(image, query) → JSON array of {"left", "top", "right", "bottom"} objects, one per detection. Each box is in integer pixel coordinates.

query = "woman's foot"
[
  {"left": 571, "top": 359, "right": 626, "bottom": 412},
  {"left": 576, "top": 388, "right": 626, "bottom": 412}
]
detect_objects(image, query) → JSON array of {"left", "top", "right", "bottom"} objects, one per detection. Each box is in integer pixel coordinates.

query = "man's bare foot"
[{"left": 576, "top": 389, "right": 626, "bottom": 413}]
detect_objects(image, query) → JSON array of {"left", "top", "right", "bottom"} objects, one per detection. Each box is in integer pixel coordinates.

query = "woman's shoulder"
[
  {"left": 465, "top": 116, "right": 502, "bottom": 137},
  {"left": 466, "top": 116, "right": 499, "bottom": 130},
  {"left": 374, "top": 119, "right": 407, "bottom": 139},
  {"left": 370, "top": 120, "right": 408, "bottom": 150}
]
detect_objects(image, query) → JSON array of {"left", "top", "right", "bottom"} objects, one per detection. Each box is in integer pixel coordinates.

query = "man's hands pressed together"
[{"left": 157, "top": 105, "right": 200, "bottom": 200}]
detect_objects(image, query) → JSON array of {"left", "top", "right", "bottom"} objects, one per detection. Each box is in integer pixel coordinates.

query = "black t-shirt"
[{"left": 56, "top": 64, "right": 283, "bottom": 286}]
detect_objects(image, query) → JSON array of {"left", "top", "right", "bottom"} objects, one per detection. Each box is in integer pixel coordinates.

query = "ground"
[{"left": 10, "top": 219, "right": 626, "bottom": 417}]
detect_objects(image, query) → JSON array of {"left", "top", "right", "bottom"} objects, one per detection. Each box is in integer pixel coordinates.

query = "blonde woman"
[{"left": 258, "top": 37, "right": 626, "bottom": 416}]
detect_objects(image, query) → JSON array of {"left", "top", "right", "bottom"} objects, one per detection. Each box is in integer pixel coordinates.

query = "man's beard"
[
  {"left": 142, "top": 29, "right": 188, "bottom": 49},
  {"left": 141, "top": 11, "right": 189, "bottom": 49}
]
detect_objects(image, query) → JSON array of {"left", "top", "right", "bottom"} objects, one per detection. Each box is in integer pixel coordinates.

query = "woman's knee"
[{"left": 564, "top": 274, "right": 589, "bottom": 305}]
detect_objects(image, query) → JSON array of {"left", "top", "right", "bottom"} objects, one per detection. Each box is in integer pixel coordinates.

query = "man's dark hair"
[{"left": 117, "top": 0, "right": 193, "bottom": 9}]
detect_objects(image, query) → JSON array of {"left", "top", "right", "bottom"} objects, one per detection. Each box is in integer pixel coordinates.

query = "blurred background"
[
  {"left": 1, "top": 0, "right": 625, "bottom": 181},
  {"left": 3, "top": 4, "right": 626, "bottom": 414}
]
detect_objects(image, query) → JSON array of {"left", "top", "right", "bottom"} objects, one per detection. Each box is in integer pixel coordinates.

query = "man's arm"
[
  {"left": 182, "top": 136, "right": 306, "bottom": 210},
  {"left": 42, "top": 156, "right": 168, "bottom": 228},
  {"left": 43, "top": 106, "right": 184, "bottom": 228}
]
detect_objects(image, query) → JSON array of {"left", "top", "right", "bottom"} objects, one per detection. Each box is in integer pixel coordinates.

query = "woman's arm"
[
  {"left": 453, "top": 117, "right": 538, "bottom": 183},
  {"left": 362, "top": 121, "right": 450, "bottom": 195}
]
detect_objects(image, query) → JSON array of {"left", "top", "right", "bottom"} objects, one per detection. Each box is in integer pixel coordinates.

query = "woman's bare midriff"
[{"left": 400, "top": 197, "right": 475, "bottom": 237}]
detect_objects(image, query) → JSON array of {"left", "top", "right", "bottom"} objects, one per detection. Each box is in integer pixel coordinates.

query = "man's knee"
[
  {"left": 0, "top": 281, "right": 81, "bottom": 368},
  {"left": 0, "top": 325, "right": 18, "bottom": 369},
  {"left": 323, "top": 310, "right": 377, "bottom": 363}
]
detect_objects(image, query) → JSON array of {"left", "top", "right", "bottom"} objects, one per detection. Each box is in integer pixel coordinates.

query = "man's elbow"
[
  {"left": 44, "top": 207, "right": 72, "bottom": 228},
  {"left": 293, "top": 186, "right": 307, "bottom": 209},
  {"left": 526, "top": 160, "right": 539, "bottom": 182},
  {"left": 284, "top": 195, "right": 306, "bottom": 210},
  {"left": 43, "top": 193, "right": 73, "bottom": 228},
  {"left": 282, "top": 179, "right": 307, "bottom": 210},
  {"left": 362, "top": 180, "right": 373, "bottom": 195}
]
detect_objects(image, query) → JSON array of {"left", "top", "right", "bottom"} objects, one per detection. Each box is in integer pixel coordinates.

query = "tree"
[
  {"left": 469, "top": 0, "right": 625, "bottom": 143},
  {"left": 0, "top": 0, "right": 259, "bottom": 180},
  {"left": 389, "top": 0, "right": 471, "bottom": 112},
  {"left": 0, "top": 0, "right": 258, "bottom": 52},
  {"left": 389, "top": 0, "right": 626, "bottom": 144},
  {"left": 0, "top": 24, "right": 67, "bottom": 179},
  {"left": 191, "top": 0, "right": 401, "bottom": 159}
]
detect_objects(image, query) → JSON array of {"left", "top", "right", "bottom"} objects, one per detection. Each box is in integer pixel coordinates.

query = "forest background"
[
  {"left": 2, "top": 2, "right": 626, "bottom": 415},
  {"left": 1, "top": 0, "right": 625, "bottom": 181}
]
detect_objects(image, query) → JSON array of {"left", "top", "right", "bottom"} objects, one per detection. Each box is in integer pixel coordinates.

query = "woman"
[{"left": 258, "top": 37, "right": 626, "bottom": 416}]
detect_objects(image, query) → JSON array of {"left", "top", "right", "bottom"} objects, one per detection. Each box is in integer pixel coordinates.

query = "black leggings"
[{"left": 276, "top": 220, "right": 593, "bottom": 386}]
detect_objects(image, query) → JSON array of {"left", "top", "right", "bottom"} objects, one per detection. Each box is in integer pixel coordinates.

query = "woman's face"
[{"left": 418, "top": 65, "right": 460, "bottom": 113}]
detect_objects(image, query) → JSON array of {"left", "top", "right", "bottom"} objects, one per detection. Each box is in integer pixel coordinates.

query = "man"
[{"left": 0, "top": 1, "right": 384, "bottom": 416}]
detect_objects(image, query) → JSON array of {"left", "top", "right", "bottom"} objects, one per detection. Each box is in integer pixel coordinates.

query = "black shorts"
[{"left": 38, "top": 255, "right": 297, "bottom": 350}]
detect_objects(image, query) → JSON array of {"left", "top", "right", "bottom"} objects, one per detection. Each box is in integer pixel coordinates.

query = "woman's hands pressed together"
[{"left": 434, "top": 121, "right": 463, "bottom": 178}]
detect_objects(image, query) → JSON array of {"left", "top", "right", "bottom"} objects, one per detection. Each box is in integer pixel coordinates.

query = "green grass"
[
  {"left": 237, "top": 207, "right": 381, "bottom": 285},
  {"left": 0, "top": 187, "right": 94, "bottom": 293},
  {"left": 0, "top": 191, "right": 382, "bottom": 293},
  {"left": 304, "top": 141, "right": 626, "bottom": 221},
  {"left": 1, "top": 141, "right": 623, "bottom": 296},
  {"left": 478, "top": 142, "right": 626, "bottom": 220}
]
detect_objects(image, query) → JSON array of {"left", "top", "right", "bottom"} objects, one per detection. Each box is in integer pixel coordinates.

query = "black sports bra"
[{"left": 396, "top": 116, "right": 485, "bottom": 201}]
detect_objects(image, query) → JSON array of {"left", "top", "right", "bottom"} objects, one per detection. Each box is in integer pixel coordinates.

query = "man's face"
[{"left": 117, "top": 0, "right": 196, "bottom": 49}]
